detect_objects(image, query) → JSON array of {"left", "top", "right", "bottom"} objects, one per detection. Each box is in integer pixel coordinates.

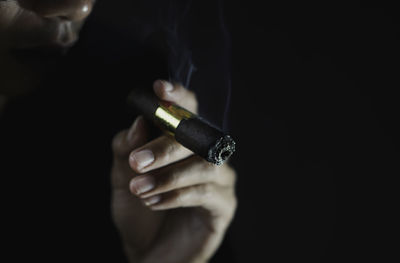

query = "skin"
[
  {"left": 0, "top": 0, "right": 94, "bottom": 96},
  {"left": 0, "top": 2, "right": 237, "bottom": 262},
  {"left": 111, "top": 80, "right": 237, "bottom": 263}
]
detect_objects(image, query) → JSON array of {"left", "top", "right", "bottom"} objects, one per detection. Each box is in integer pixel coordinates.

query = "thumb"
[
  {"left": 111, "top": 116, "right": 148, "bottom": 190},
  {"left": 112, "top": 116, "right": 148, "bottom": 159}
]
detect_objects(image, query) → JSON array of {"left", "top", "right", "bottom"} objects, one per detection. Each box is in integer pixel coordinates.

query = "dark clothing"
[
  {"left": 8, "top": 1, "right": 400, "bottom": 262},
  {"left": 1, "top": 24, "right": 158, "bottom": 263},
  {"left": 226, "top": 1, "right": 400, "bottom": 262}
]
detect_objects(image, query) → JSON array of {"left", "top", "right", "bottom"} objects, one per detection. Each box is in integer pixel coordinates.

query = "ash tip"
[{"left": 208, "top": 135, "right": 236, "bottom": 165}]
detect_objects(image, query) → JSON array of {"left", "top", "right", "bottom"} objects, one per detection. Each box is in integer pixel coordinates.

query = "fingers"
[
  {"left": 129, "top": 156, "right": 237, "bottom": 217},
  {"left": 144, "top": 184, "right": 226, "bottom": 209},
  {"left": 112, "top": 80, "right": 238, "bottom": 224},
  {"left": 112, "top": 116, "right": 148, "bottom": 159},
  {"left": 153, "top": 80, "right": 198, "bottom": 113},
  {"left": 127, "top": 80, "right": 200, "bottom": 173},
  {"left": 128, "top": 135, "right": 193, "bottom": 173},
  {"left": 111, "top": 116, "right": 149, "bottom": 190},
  {"left": 125, "top": 79, "right": 201, "bottom": 174},
  {"left": 144, "top": 184, "right": 237, "bottom": 224},
  {"left": 130, "top": 156, "right": 235, "bottom": 198}
]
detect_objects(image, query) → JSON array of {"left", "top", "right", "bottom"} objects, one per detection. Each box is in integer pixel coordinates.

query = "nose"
[{"left": 25, "top": 0, "right": 94, "bottom": 21}]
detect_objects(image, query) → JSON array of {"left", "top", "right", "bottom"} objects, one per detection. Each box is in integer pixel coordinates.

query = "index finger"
[{"left": 129, "top": 135, "right": 193, "bottom": 173}]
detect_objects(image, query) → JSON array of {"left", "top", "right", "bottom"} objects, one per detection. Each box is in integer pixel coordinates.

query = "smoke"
[
  {"left": 156, "top": 0, "right": 197, "bottom": 88},
  {"left": 161, "top": 0, "right": 232, "bottom": 131},
  {"left": 130, "top": 0, "right": 232, "bottom": 131},
  {"left": 218, "top": 0, "right": 232, "bottom": 132}
]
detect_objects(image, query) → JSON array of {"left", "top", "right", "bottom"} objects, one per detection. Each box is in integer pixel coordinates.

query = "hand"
[{"left": 111, "top": 80, "right": 237, "bottom": 263}]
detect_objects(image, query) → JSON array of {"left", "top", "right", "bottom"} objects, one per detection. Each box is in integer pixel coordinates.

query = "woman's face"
[{"left": 0, "top": 0, "right": 96, "bottom": 96}]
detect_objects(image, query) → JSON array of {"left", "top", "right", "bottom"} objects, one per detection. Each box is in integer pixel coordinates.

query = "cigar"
[{"left": 126, "top": 88, "right": 236, "bottom": 165}]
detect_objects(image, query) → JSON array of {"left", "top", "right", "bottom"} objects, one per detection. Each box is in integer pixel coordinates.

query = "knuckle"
[
  {"left": 175, "top": 188, "right": 186, "bottom": 206},
  {"left": 199, "top": 160, "right": 221, "bottom": 183},
  {"left": 168, "top": 170, "right": 181, "bottom": 189},
  {"left": 152, "top": 138, "right": 173, "bottom": 163},
  {"left": 200, "top": 159, "right": 217, "bottom": 173},
  {"left": 199, "top": 184, "right": 214, "bottom": 201},
  {"left": 157, "top": 169, "right": 181, "bottom": 192},
  {"left": 160, "top": 138, "right": 186, "bottom": 164},
  {"left": 159, "top": 142, "right": 176, "bottom": 164},
  {"left": 164, "top": 139, "right": 179, "bottom": 157}
]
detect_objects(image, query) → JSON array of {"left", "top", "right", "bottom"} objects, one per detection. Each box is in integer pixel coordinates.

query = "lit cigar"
[{"left": 127, "top": 88, "right": 236, "bottom": 165}]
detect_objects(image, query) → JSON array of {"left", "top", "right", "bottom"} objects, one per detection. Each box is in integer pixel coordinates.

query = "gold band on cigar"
[{"left": 154, "top": 102, "right": 195, "bottom": 136}]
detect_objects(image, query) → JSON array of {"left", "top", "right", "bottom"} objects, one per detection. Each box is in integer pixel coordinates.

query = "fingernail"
[
  {"left": 154, "top": 80, "right": 174, "bottom": 98},
  {"left": 130, "top": 149, "right": 155, "bottom": 170},
  {"left": 130, "top": 176, "right": 156, "bottom": 195},
  {"left": 143, "top": 195, "right": 161, "bottom": 206},
  {"left": 163, "top": 81, "right": 174, "bottom": 92},
  {"left": 126, "top": 116, "right": 141, "bottom": 142}
]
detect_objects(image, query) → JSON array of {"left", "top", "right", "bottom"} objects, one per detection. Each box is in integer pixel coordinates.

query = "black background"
[
  {"left": 2, "top": 1, "right": 399, "bottom": 262},
  {"left": 222, "top": 0, "right": 399, "bottom": 262}
]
